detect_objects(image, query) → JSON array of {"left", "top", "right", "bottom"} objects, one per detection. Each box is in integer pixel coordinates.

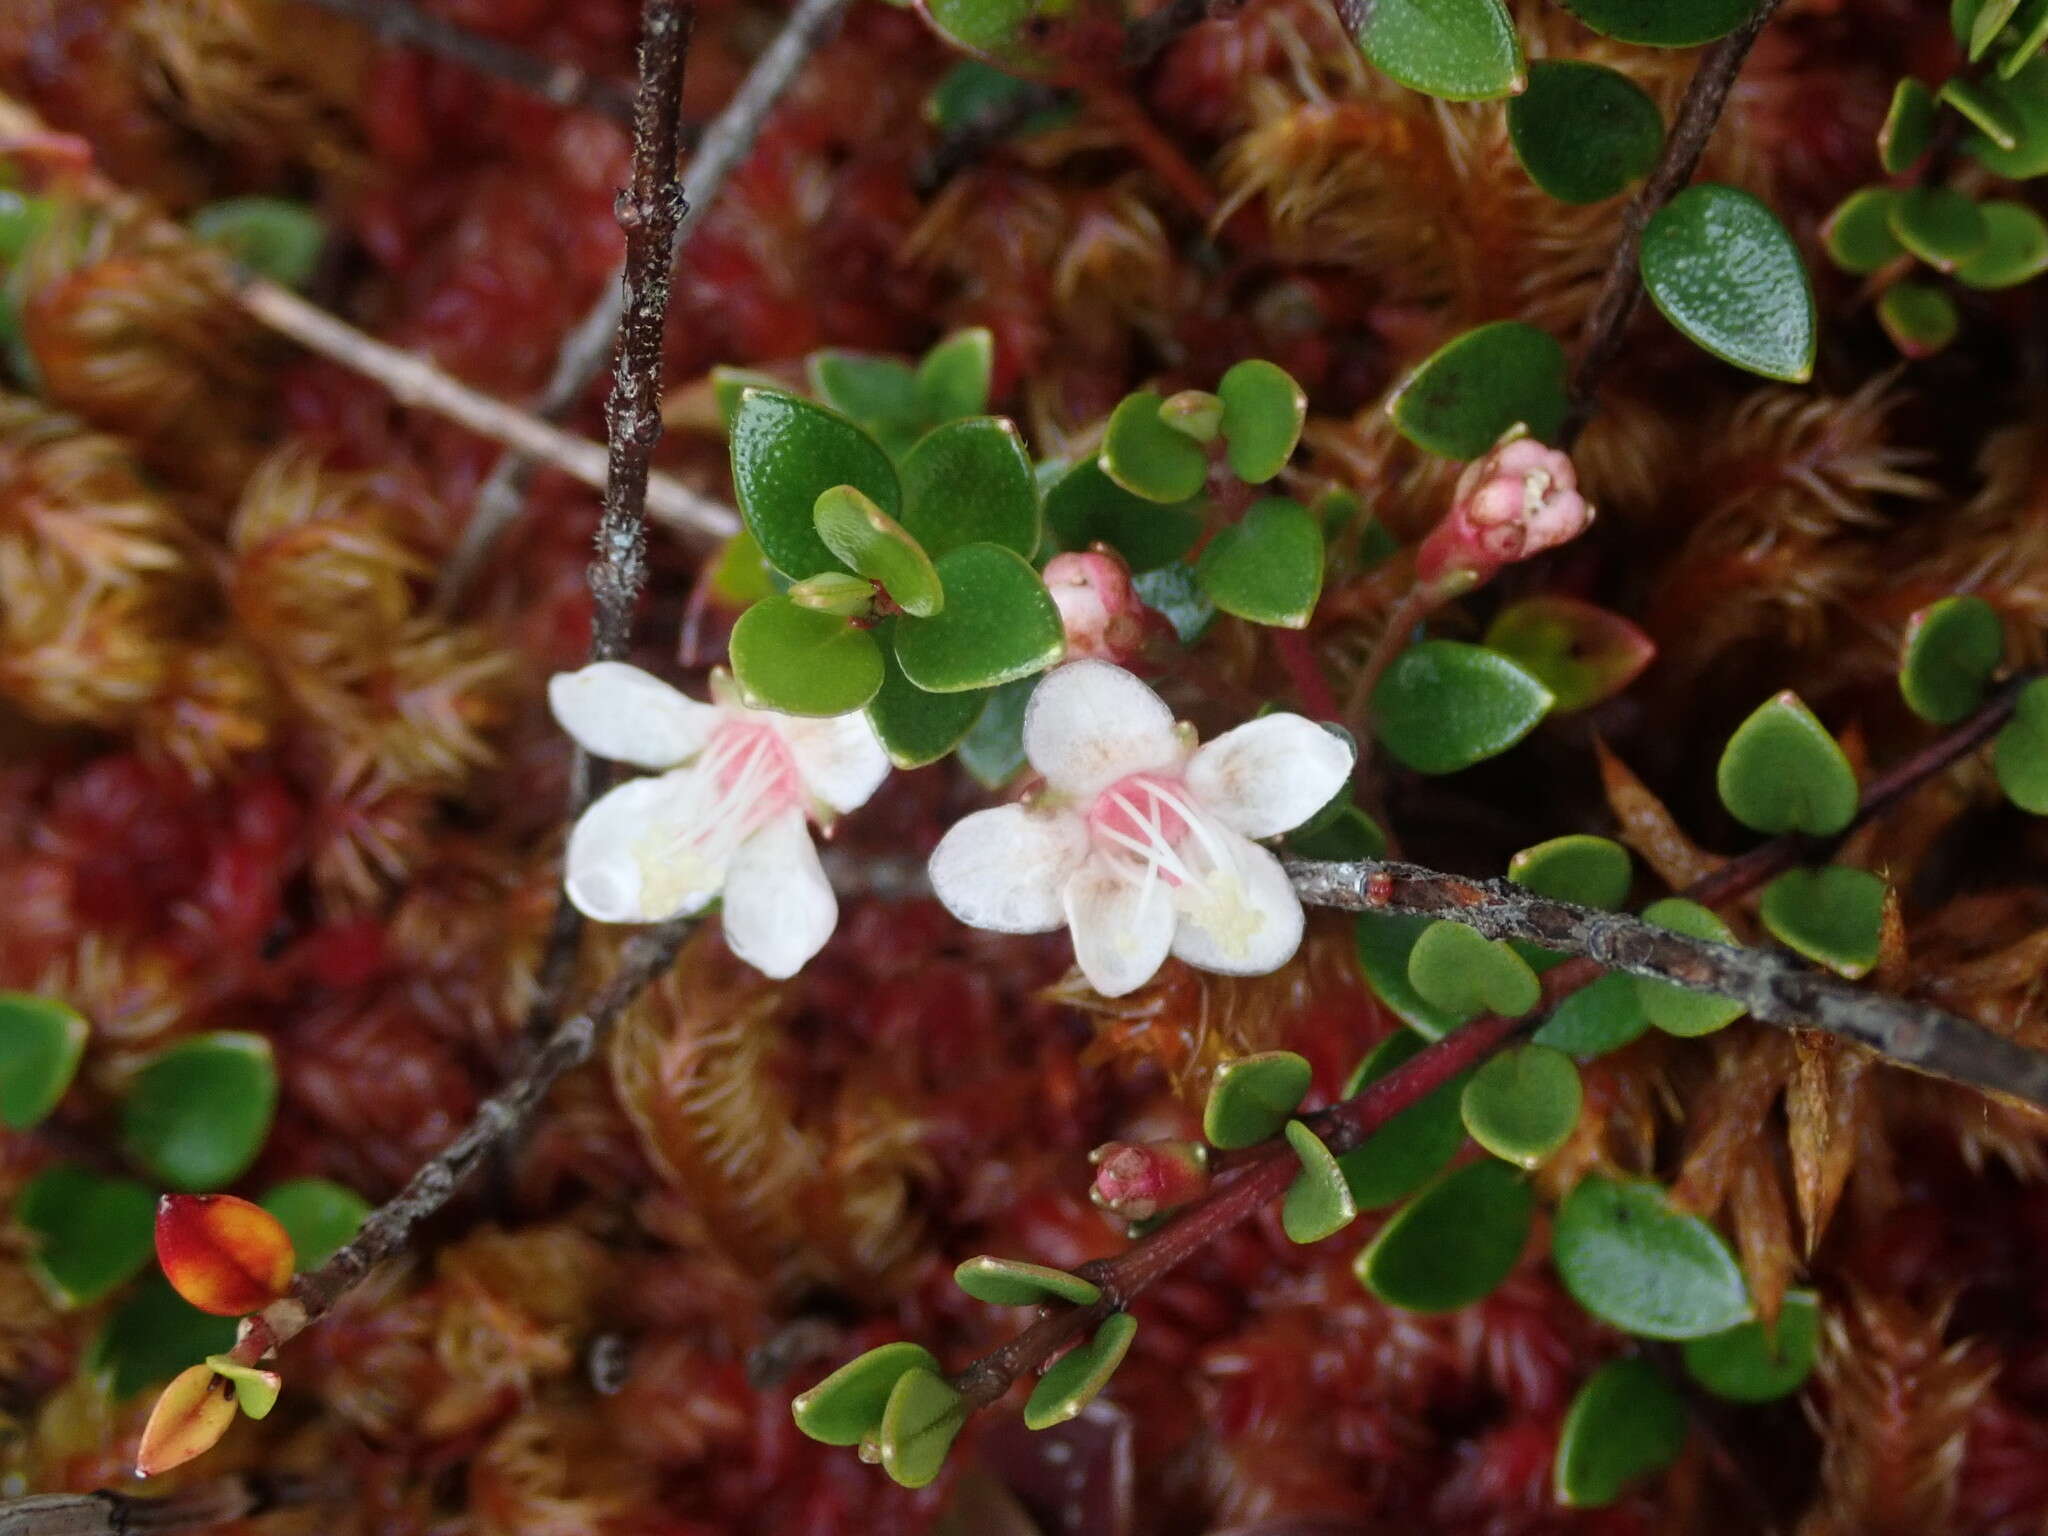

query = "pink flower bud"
[
  {"left": 1414, "top": 431, "right": 1594, "bottom": 594},
  {"left": 1088, "top": 1139, "right": 1210, "bottom": 1221},
  {"left": 1046, "top": 548, "right": 1150, "bottom": 663}
]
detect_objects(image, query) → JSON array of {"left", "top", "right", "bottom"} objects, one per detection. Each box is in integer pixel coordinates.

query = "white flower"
[
  {"left": 548, "top": 661, "right": 889, "bottom": 979},
  {"left": 928, "top": 660, "right": 1354, "bottom": 997}
]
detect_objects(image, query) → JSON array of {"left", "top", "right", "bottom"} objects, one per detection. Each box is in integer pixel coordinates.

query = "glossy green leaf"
[
  {"left": 925, "top": 64, "right": 1070, "bottom": 138},
  {"left": 1967, "top": 0, "right": 2025, "bottom": 55},
  {"left": 1132, "top": 561, "right": 1218, "bottom": 644},
  {"left": 1216, "top": 359, "right": 1306, "bottom": 483},
  {"left": 901, "top": 417, "right": 1039, "bottom": 560},
  {"left": 1943, "top": 76, "right": 2023, "bottom": 150},
  {"left": 1879, "top": 78, "right": 1937, "bottom": 173},
  {"left": 1553, "top": 1175, "right": 1751, "bottom": 1338},
  {"left": 1994, "top": 677, "right": 2048, "bottom": 812},
  {"left": 1194, "top": 498, "right": 1324, "bottom": 628},
  {"left": 1388, "top": 321, "right": 1568, "bottom": 459},
  {"left": 1957, "top": 201, "right": 2048, "bottom": 288},
  {"left": 1159, "top": 389, "right": 1224, "bottom": 443},
  {"left": 1372, "top": 640, "right": 1554, "bottom": 775},
  {"left": 1356, "top": 1160, "right": 1533, "bottom": 1312},
  {"left": 879, "top": 1367, "right": 966, "bottom": 1489},
  {"left": 1635, "top": 898, "right": 1747, "bottom": 1037},
  {"left": 1640, "top": 185, "right": 1815, "bottom": 383},
  {"left": 204, "top": 1354, "right": 281, "bottom": 1419},
  {"left": 2003, "top": 0, "right": 2048, "bottom": 74},
  {"left": 894, "top": 543, "right": 1063, "bottom": 692},
  {"left": 1507, "top": 61, "right": 1663, "bottom": 204},
  {"left": 0, "top": 991, "right": 86, "bottom": 1129},
  {"left": 789, "top": 571, "right": 876, "bottom": 617},
  {"left": 1482, "top": 595, "right": 1656, "bottom": 713},
  {"left": 1561, "top": 0, "right": 1755, "bottom": 44},
  {"left": 1962, "top": 58, "right": 2048, "bottom": 176},
  {"left": 729, "top": 597, "right": 885, "bottom": 716},
  {"left": 917, "top": 328, "right": 994, "bottom": 424},
  {"left": 956, "top": 674, "right": 1033, "bottom": 787},
  {"left": 1681, "top": 1289, "right": 1820, "bottom": 1402},
  {"left": 955, "top": 1255, "right": 1101, "bottom": 1306},
  {"left": 1023, "top": 1313, "right": 1137, "bottom": 1430},
  {"left": 710, "top": 368, "right": 784, "bottom": 432},
  {"left": 1460, "top": 1044, "right": 1582, "bottom": 1167},
  {"left": 806, "top": 351, "right": 924, "bottom": 457},
  {"left": 1290, "top": 804, "right": 1389, "bottom": 861},
  {"left": 1534, "top": 973, "right": 1652, "bottom": 1058},
  {"left": 1281, "top": 1119, "right": 1359, "bottom": 1243},
  {"left": 1717, "top": 692, "right": 1857, "bottom": 835},
  {"left": 1888, "top": 187, "right": 1989, "bottom": 272},
  {"left": 1821, "top": 187, "right": 1905, "bottom": 275},
  {"left": 922, "top": 0, "right": 1047, "bottom": 59},
  {"left": 1335, "top": 1028, "right": 1468, "bottom": 1208},
  {"left": 121, "top": 1032, "right": 277, "bottom": 1192},
  {"left": 258, "top": 1178, "right": 368, "bottom": 1270},
  {"left": 1900, "top": 595, "right": 2005, "bottom": 722},
  {"left": 1554, "top": 1357, "right": 1688, "bottom": 1507},
  {"left": 867, "top": 634, "right": 989, "bottom": 767},
  {"left": 1101, "top": 391, "right": 1209, "bottom": 503},
  {"left": 1409, "top": 921, "right": 1542, "bottom": 1018},
  {"left": 1355, "top": 0, "right": 1525, "bottom": 101},
  {"left": 732, "top": 389, "right": 902, "bottom": 580},
  {"left": 18, "top": 1164, "right": 155, "bottom": 1308},
  {"left": 1356, "top": 911, "right": 1475, "bottom": 1039},
  {"left": 92, "top": 1276, "right": 238, "bottom": 1398},
  {"left": 814, "top": 486, "right": 942, "bottom": 616},
  {"left": 1509, "top": 835, "right": 1633, "bottom": 911},
  {"left": 189, "top": 198, "right": 326, "bottom": 289},
  {"left": 1878, "top": 281, "right": 1960, "bottom": 360},
  {"left": 792, "top": 1342, "right": 940, "bottom": 1446},
  {"left": 1043, "top": 459, "right": 1200, "bottom": 572},
  {"left": 1204, "top": 1051, "right": 1313, "bottom": 1149}
]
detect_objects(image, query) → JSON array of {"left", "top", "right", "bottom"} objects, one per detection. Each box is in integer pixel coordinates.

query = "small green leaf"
[
  {"left": 1408, "top": 922, "right": 1542, "bottom": 1018},
  {"left": 1101, "top": 391, "right": 1210, "bottom": 503},
  {"left": 1534, "top": 973, "right": 1652, "bottom": 1057},
  {"left": 1943, "top": 75, "right": 2023, "bottom": 150},
  {"left": 894, "top": 543, "right": 1064, "bottom": 692},
  {"left": 792, "top": 1342, "right": 940, "bottom": 1446},
  {"left": 1507, "top": 61, "right": 1663, "bottom": 204},
  {"left": 867, "top": 634, "right": 988, "bottom": 768},
  {"left": 1821, "top": 187, "right": 1905, "bottom": 274},
  {"left": 1962, "top": 58, "right": 2048, "bottom": 176},
  {"left": 917, "top": 328, "right": 995, "bottom": 424},
  {"left": 1640, "top": 185, "right": 1816, "bottom": 383},
  {"left": 814, "top": 486, "right": 942, "bottom": 616},
  {"left": 1878, "top": 282, "right": 1961, "bottom": 360},
  {"left": 1994, "top": 677, "right": 2048, "bottom": 812},
  {"left": 1681, "top": 1289, "right": 1821, "bottom": 1402},
  {"left": 1203, "top": 1050, "right": 1313, "bottom": 1149},
  {"left": 956, "top": 674, "right": 1033, "bottom": 788},
  {"left": 18, "top": 1164, "right": 156, "bottom": 1308},
  {"left": 1717, "top": 691, "right": 1858, "bottom": 835},
  {"left": 1460, "top": 1044, "right": 1582, "bottom": 1168},
  {"left": 1355, "top": 0, "right": 1525, "bottom": 101},
  {"left": 901, "top": 417, "right": 1040, "bottom": 560},
  {"left": 926, "top": 64, "right": 1069, "bottom": 138},
  {"left": 1554, "top": 1358, "right": 1688, "bottom": 1507},
  {"left": 258, "top": 1178, "right": 368, "bottom": 1270},
  {"left": 1969, "top": 0, "right": 2026, "bottom": 56},
  {"left": 189, "top": 198, "right": 326, "bottom": 289},
  {"left": 1023, "top": 1313, "right": 1137, "bottom": 1430},
  {"left": 1888, "top": 187, "right": 1989, "bottom": 272},
  {"left": 1372, "top": 640, "right": 1554, "bottom": 775},
  {"left": 1335, "top": 1028, "right": 1467, "bottom": 1208},
  {"left": 1759, "top": 866, "right": 1888, "bottom": 979},
  {"left": 954, "top": 1256, "right": 1102, "bottom": 1307},
  {"left": 1194, "top": 498, "right": 1325, "bottom": 628},
  {"left": 1635, "top": 898, "right": 1748, "bottom": 1037},
  {"left": 2003, "top": 0, "right": 2048, "bottom": 75},
  {"left": 1561, "top": 0, "right": 1756, "bottom": 44},
  {"left": 1900, "top": 595, "right": 2005, "bottom": 722},
  {"left": 710, "top": 368, "right": 784, "bottom": 433},
  {"left": 1289, "top": 804, "right": 1389, "bottom": 861},
  {"left": 1216, "top": 360, "right": 1306, "bottom": 483},
  {"left": 1043, "top": 459, "right": 1200, "bottom": 572},
  {"left": 121, "top": 1032, "right": 277, "bottom": 1192},
  {"left": 1281, "top": 1119, "right": 1359, "bottom": 1243},
  {"left": 0, "top": 188, "right": 52, "bottom": 264},
  {"left": 1160, "top": 389, "right": 1225, "bottom": 443},
  {"left": 729, "top": 598, "right": 885, "bottom": 716},
  {"left": 0, "top": 991, "right": 87, "bottom": 1129},
  {"left": 1880, "top": 79, "right": 1937, "bottom": 173},
  {"left": 1553, "top": 1175, "right": 1752, "bottom": 1339},
  {"left": 1356, "top": 1160, "right": 1533, "bottom": 1312},
  {"left": 1355, "top": 912, "right": 1474, "bottom": 1038},
  {"left": 879, "top": 1367, "right": 966, "bottom": 1489},
  {"left": 732, "top": 389, "right": 903, "bottom": 580},
  {"left": 204, "top": 1354, "right": 281, "bottom": 1419},
  {"left": 790, "top": 571, "right": 877, "bottom": 617},
  {"left": 1482, "top": 595, "right": 1656, "bottom": 713},
  {"left": 1388, "top": 321, "right": 1568, "bottom": 459},
  {"left": 92, "top": 1276, "right": 238, "bottom": 1398},
  {"left": 806, "top": 351, "right": 924, "bottom": 457},
  {"left": 1132, "top": 561, "right": 1218, "bottom": 644},
  {"left": 1957, "top": 201, "right": 2048, "bottom": 288},
  {"left": 1508, "top": 835, "right": 1632, "bottom": 911}
]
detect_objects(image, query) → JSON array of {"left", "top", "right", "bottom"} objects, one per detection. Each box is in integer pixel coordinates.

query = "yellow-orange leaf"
[
  {"left": 155, "top": 1193, "right": 295, "bottom": 1316},
  {"left": 136, "top": 1363, "right": 237, "bottom": 1477}
]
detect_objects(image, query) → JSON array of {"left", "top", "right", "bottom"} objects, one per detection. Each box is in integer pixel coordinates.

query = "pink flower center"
[
  {"left": 702, "top": 719, "right": 804, "bottom": 823},
  {"left": 1088, "top": 774, "right": 1197, "bottom": 883}
]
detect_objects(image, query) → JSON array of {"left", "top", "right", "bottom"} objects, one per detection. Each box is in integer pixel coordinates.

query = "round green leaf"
[
  {"left": 1372, "top": 640, "right": 1554, "bottom": 775},
  {"left": 1879, "top": 78, "right": 1937, "bottom": 173},
  {"left": 1101, "top": 391, "right": 1210, "bottom": 503},
  {"left": 901, "top": 417, "right": 1040, "bottom": 560},
  {"left": 92, "top": 1275, "right": 238, "bottom": 1399},
  {"left": 1356, "top": 1160, "right": 1533, "bottom": 1312},
  {"left": 1335, "top": 1028, "right": 1467, "bottom": 1208},
  {"left": 1761, "top": 867, "right": 1888, "bottom": 979},
  {"left": 1281, "top": 1119, "right": 1359, "bottom": 1244},
  {"left": 879, "top": 1367, "right": 966, "bottom": 1489},
  {"left": 1160, "top": 389, "right": 1224, "bottom": 443},
  {"left": 814, "top": 486, "right": 942, "bottom": 616},
  {"left": 1716, "top": 691, "right": 1857, "bottom": 835},
  {"left": 1560, "top": 0, "right": 1754, "bottom": 44},
  {"left": 1356, "top": 913, "right": 1474, "bottom": 1039},
  {"left": 1194, "top": 498, "right": 1324, "bottom": 629},
  {"left": 927, "top": 61, "right": 1065, "bottom": 137},
  {"left": 258, "top": 1178, "right": 368, "bottom": 1270},
  {"left": 729, "top": 597, "right": 885, "bottom": 717},
  {"left": 792, "top": 1342, "right": 940, "bottom": 1446},
  {"left": 1023, "top": 1313, "right": 1137, "bottom": 1430},
  {"left": 0, "top": 991, "right": 87, "bottom": 1129},
  {"left": 1203, "top": 1051, "right": 1313, "bottom": 1149},
  {"left": 954, "top": 1255, "right": 1102, "bottom": 1307},
  {"left": 1995, "top": 677, "right": 2048, "bottom": 813},
  {"left": 1482, "top": 595, "right": 1657, "bottom": 713},
  {"left": 1640, "top": 185, "right": 1815, "bottom": 383},
  {"left": 1822, "top": 187, "right": 1905, "bottom": 274},
  {"left": 1533, "top": 973, "right": 1652, "bottom": 1058},
  {"left": 1409, "top": 921, "right": 1542, "bottom": 1019},
  {"left": 1888, "top": 187, "right": 1989, "bottom": 272},
  {"left": 1507, "top": 61, "right": 1663, "bottom": 204},
  {"left": 18, "top": 1164, "right": 155, "bottom": 1308},
  {"left": 923, "top": 0, "right": 1048, "bottom": 59},
  {"left": 1554, "top": 1357, "right": 1688, "bottom": 1507},
  {"left": 893, "top": 543, "right": 1064, "bottom": 693},
  {"left": 790, "top": 571, "right": 877, "bottom": 617},
  {"left": 1957, "top": 201, "right": 2048, "bottom": 288},
  {"left": 1355, "top": 0, "right": 1525, "bottom": 101},
  {"left": 1943, "top": 76, "right": 2024, "bottom": 150},
  {"left": 731, "top": 388, "right": 902, "bottom": 580},
  {"left": 1216, "top": 359, "right": 1306, "bottom": 483},
  {"left": 121, "top": 1032, "right": 277, "bottom": 1192},
  {"left": 807, "top": 351, "right": 921, "bottom": 444},
  {"left": 1043, "top": 459, "right": 1200, "bottom": 572},
  {"left": 916, "top": 328, "right": 994, "bottom": 425},
  {"left": 1878, "top": 281, "right": 1960, "bottom": 360},
  {"left": 1962, "top": 58, "right": 2048, "bottom": 176},
  {"left": 189, "top": 198, "right": 326, "bottom": 290},
  {"left": 1132, "top": 561, "right": 1218, "bottom": 644},
  {"left": 866, "top": 634, "right": 989, "bottom": 767},
  {"left": 1388, "top": 321, "right": 1568, "bottom": 459},
  {"left": 1681, "top": 1289, "right": 1820, "bottom": 1402},
  {"left": 1552, "top": 1175, "right": 1752, "bottom": 1339},
  {"left": 956, "top": 674, "right": 1034, "bottom": 788},
  {"left": 1509, "top": 835, "right": 1633, "bottom": 911},
  {"left": 1461, "top": 1044, "right": 1582, "bottom": 1168},
  {"left": 1634, "top": 897, "right": 1747, "bottom": 1037},
  {"left": 1900, "top": 595, "right": 2004, "bottom": 722}
]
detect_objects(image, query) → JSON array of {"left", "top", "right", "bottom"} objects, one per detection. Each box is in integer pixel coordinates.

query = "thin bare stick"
[{"left": 0, "top": 1472, "right": 344, "bottom": 1536}]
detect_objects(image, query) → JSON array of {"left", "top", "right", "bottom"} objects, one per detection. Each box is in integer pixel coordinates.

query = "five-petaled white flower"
[
  {"left": 928, "top": 660, "right": 1355, "bottom": 997},
  {"left": 548, "top": 662, "right": 889, "bottom": 979}
]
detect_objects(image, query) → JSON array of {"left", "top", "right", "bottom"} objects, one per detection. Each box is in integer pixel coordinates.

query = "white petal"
[
  {"left": 1063, "top": 855, "right": 1175, "bottom": 998},
  {"left": 549, "top": 662, "right": 721, "bottom": 769},
  {"left": 1186, "top": 713, "right": 1355, "bottom": 839},
  {"left": 564, "top": 770, "right": 719, "bottom": 923},
  {"left": 1168, "top": 829, "right": 1304, "bottom": 977},
  {"left": 721, "top": 810, "right": 836, "bottom": 979},
  {"left": 1023, "top": 660, "right": 1184, "bottom": 800},
  {"left": 773, "top": 710, "right": 891, "bottom": 816},
  {"left": 929, "top": 803, "right": 1089, "bottom": 934}
]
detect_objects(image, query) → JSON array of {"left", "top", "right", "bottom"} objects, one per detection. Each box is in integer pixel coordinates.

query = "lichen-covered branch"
[{"left": 0, "top": 1472, "right": 343, "bottom": 1536}]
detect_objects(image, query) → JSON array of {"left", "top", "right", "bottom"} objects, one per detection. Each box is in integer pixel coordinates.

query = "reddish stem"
[{"left": 1272, "top": 629, "right": 1342, "bottom": 720}]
